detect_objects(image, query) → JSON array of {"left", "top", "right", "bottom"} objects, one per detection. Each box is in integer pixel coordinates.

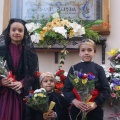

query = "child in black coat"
[
  {"left": 40, "top": 72, "right": 70, "bottom": 120},
  {"left": 25, "top": 72, "right": 70, "bottom": 120},
  {"left": 62, "top": 39, "right": 110, "bottom": 120}
]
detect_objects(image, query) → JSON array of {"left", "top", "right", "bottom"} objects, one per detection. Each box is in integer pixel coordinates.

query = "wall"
[
  {"left": 37, "top": 45, "right": 102, "bottom": 72},
  {"left": 0, "top": 0, "right": 4, "bottom": 34}
]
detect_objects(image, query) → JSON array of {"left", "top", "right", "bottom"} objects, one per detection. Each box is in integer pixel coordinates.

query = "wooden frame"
[
  {"left": 3, "top": 0, "right": 11, "bottom": 31},
  {"left": 90, "top": 0, "right": 110, "bottom": 35}
]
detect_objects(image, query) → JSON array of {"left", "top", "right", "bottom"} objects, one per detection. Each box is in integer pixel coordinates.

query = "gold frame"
[
  {"left": 90, "top": 0, "right": 110, "bottom": 35},
  {"left": 3, "top": 0, "right": 109, "bottom": 35}
]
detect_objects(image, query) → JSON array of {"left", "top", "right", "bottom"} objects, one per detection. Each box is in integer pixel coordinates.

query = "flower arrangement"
[
  {"left": 106, "top": 48, "right": 120, "bottom": 118},
  {"left": 24, "top": 88, "right": 49, "bottom": 112},
  {"left": 26, "top": 11, "right": 103, "bottom": 68},
  {"left": 54, "top": 69, "right": 68, "bottom": 94}
]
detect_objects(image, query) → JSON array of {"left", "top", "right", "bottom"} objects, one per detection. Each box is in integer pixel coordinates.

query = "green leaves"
[
  {"left": 84, "top": 29, "right": 100, "bottom": 41},
  {"left": 84, "top": 19, "right": 103, "bottom": 29}
]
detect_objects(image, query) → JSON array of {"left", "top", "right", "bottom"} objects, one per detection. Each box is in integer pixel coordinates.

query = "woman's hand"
[
  {"left": 1, "top": 77, "right": 11, "bottom": 87},
  {"left": 10, "top": 81, "right": 22, "bottom": 91},
  {"left": 72, "top": 99, "right": 89, "bottom": 112}
]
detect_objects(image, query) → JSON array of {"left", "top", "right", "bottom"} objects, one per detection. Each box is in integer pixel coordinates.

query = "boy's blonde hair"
[
  {"left": 78, "top": 39, "right": 96, "bottom": 52},
  {"left": 39, "top": 72, "right": 54, "bottom": 83}
]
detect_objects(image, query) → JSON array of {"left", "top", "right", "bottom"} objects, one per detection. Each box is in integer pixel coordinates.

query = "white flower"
[
  {"left": 40, "top": 88, "right": 46, "bottom": 92},
  {"left": 69, "top": 22, "right": 85, "bottom": 36},
  {"left": 31, "top": 33, "right": 40, "bottom": 43},
  {"left": 52, "top": 12, "right": 59, "bottom": 18},
  {"left": 115, "top": 65, "right": 120, "bottom": 69},
  {"left": 34, "top": 89, "right": 41, "bottom": 93},
  {"left": 105, "top": 71, "right": 112, "bottom": 78},
  {"left": 52, "top": 27, "right": 67, "bottom": 38},
  {"left": 34, "top": 94, "right": 37, "bottom": 97},
  {"left": 64, "top": 71, "right": 68, "bottom": 77},
  {"left": 55, "top": 76, "right": 61, "bottom": 81},
  {"left": 110, "top": 83, "right": 114, "bottom": 90},
  {"left": 34, "top": 88, "right": 46, "bottom": 94},
  {"left": 118, "top": 49, "right": 120, "bottom": 52},
  {"left": 26, "top": 22, "right": 41, "bottom": 33},
  {"left": 113, "top": 73, "right": 120, "bottom": 77}
]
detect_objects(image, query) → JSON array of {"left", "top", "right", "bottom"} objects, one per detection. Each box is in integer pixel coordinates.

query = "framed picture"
[
  {"left": 4, "top": 0, "right": 109, "bottom": 35},
  {"left": 21, "top": 0, "right": 110, "bottom": 35}
]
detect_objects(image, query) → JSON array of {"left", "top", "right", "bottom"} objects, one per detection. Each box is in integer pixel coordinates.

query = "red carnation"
[
  {"left": 29, "top": 90, "right": 34, "bottom": 94},
  {"left": 56, "top": 70, "right": 64, "bottom": 76},
  {"left": 87, "top": 72, "right": 93, "bottom": 75},
  {"left": 34, "top": 71, "right": 42, "bottom": 77},
  {"left": 55, "top": 81, "right": 64, "bottom": 89},
  {"left": 109, "top": 67, "right": 114, "bottom": 73},
  {"left": 60, "top": 74, "right": 66, "bottom": 81},
  {"left": 82, "top": 74, "right": 88, "bottom": 79}
]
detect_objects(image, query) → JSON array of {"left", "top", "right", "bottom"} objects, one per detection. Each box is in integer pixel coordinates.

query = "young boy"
[
  {"left": 40, "top": 72, "right": 70, "bottom": 120},
  {"left": 62, "top": 39, "right": 110, "bottom": 120}
]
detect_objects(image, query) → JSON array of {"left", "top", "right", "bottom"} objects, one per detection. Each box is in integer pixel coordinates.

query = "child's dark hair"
[{"left": 78, "top": 39, "right": 96, "bottom": 52}]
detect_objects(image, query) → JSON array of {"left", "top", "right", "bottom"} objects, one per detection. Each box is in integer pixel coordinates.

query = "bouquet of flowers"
[
  {"left": 54, "top": 69, "right": 68, "bottom": 94},
  {"left": 106, "top": 48, "right": 120, "bottom": 119},
  {"left": 24, "top": 88, "right": 49, "bottom": 112},
  {"left": 0, "top": 57, "right": 21, "bottom": 94},
  {"left": 24, "top": 88, "right": 56, "bottom": 117},
  {"left": 69, "top": 68, "right": 98, "bottom": 120},
  {"left": 26, "top": 11, "right": 103, "bottom": 68}
]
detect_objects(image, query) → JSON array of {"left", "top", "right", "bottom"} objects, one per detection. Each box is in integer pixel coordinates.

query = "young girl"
[
  {"left": 63, "top": 39, "right": 110, "bottom": 120},
  {"left": 40, "top": 72, "right": 70, "bottom": 120},
  {"left": 0, "top": 19, "right": 39, "bottom": 120}
]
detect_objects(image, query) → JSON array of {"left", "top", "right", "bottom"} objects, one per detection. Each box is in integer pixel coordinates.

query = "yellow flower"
[
  {"left": 61, "top": 19, "right": 70, "bottom": 27},
  {"left": 46, "top": 22, "right": 53, "bottom": 30},
  {"left": 40, "top": 27, "right": 48, "bottom": 40},
  {"left": 74, "top": 78, "right": 79, "bottom": 83},
  {"left": 82, "top": 78, "right": 88, "bottom": 84},
  {"left": 116, "top": 86, "right": 120, "bottom": 90},
  {"left": 69, "top": 29, "right": 74, "bottom": 38},
  {"left": 38, "top": 93, "right": 44, "bottom": 97},
  {"left": 106, "top": 48, "right": 118, "bottom": 56},
  {"left": 52, "top": 18, "right": 61, "bottom": 27}
]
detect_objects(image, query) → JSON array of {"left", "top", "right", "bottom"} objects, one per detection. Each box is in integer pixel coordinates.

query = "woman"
[{"left": 0, "top": 18, "right": 39, "bottom": 120}]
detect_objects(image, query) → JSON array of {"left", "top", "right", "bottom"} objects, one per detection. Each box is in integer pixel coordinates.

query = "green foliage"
[{"left": 84, "top": 29, "right": 100, "bottom": 41}]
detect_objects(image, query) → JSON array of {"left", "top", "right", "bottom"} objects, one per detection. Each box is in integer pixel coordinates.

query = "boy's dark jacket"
[{"left": 25, "top": 91, "right": 70, "bottom": 120}]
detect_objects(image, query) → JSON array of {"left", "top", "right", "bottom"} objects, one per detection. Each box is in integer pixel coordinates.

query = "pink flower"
[
  {"left": 115, "top": 54, "right": 120, "bottom": 59},
  {"left": 111, "top": 93, "right": 116, "bottom": 97},
  {"left": 113, "top": 87, "right": 118, "bottom": 91}
]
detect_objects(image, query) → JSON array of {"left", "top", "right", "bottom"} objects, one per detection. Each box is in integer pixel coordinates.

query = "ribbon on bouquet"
[
  {"left": 7, "top": 71, "right": 21, "bottom": 94},
  {"left": 43, "top": 101, "right": 56, "bottom": 119},
  {"left": 72, "top": 88, "right": 100, "bottom": 102}
]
